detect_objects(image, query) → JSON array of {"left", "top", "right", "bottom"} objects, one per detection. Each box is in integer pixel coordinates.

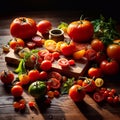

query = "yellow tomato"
[
  {"left": 44, "top": 39, "right": 57, "bottom": 52},
  {"left": 73, "top": 49, "right": 86, "bottom": 59},
  {"left": 55, "top": 41, "right": 65, "bottom": 52},
  {"left": 95, "top": 78, "right": 104, "bottom": 87},
  {"left": 19, "top": 74, "right": 30, "bottom": 85}
]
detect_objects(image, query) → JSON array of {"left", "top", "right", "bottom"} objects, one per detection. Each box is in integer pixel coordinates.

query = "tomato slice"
[
  {"left": 38, "top": 49, "right": 49, "bottom": 58},
  {"left": 48, "top": 71, "right": 62, "bottom": 81},
  {"left": 44, "top": 52, "right": 54, "bottom": 62},
  {"left": 93, "top": 92, "right": 104, "bottom": 102},
  {"left": 47, "top": 78, "right": 61, "bottom": 89},
  {"left": 58, "top": 58, "right": 69, "bottom": 67},
  {"left": 26, "top": 41, "right": 36, "bottom": 49}
]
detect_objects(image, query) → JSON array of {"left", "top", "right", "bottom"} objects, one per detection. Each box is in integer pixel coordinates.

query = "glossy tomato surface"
[
  {"left": 10, "top": 17, "right": 37, "bottom": 39},
  {"left": 67, "top": 20, "right": 94, "bottom": 42}
]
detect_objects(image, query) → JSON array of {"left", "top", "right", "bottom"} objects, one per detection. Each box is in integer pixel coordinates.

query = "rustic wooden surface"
[{"left": 0, "top": 11, "right": 120, "bottom": 120}]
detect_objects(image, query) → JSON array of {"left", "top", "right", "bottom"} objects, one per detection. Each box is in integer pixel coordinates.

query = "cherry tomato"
[
  {"left": 69, "top": 84, "right": 86, "bottom": 102},
  {"left": 58, "top": 58, "right": 69, "bottom": 68},
  {"left": 40, "top": 60, "right": 52, "bottom": 71},
  {"left": 68, "top": 59, "right": 75, "bottom": 66},
  {"left": 10, "top": 17, "right": 37, "bottom": 39},
  {"left": 28, "top": 69, "right": 40, "bottom": 82},
  {"left": 47, "top": 78, "right": 61, "bottom": 89},
  {"left": 91, "top": 39, "right": 105, "bottom": 52},
  {"left": 11, "top": 85, "right": 23, "bottom": 97},
  {"left": 82, "top": 78, "right": 96, "bottom": 92},
  {"left": 100, "top": 59, "right": 119, "bottom": 75},
  {"left": 0, "top": 70, "right": 14, "bottom": 85},
  {"left": 52, "top": 51, "right": 60, "bottom": 59},
  {"left": 9, "top": 38, "right": 25, "bottom": 50},
  {"left": 60, "top": 41, "right": 76, "bottom": 56},
  {"left": 67, "top": 20, "right": 94, "bottom": 42},
  {"left": 37, "top": 20, "right": 52, "bottom": 34},
  {"left": 88, "top": 67, "right": 103, "bottom": 78},
  {"left": 39, "top": 71, "right": 48, "bottom": 80},
  {"left": 93, "top": 92, "right": 104, "bottom": 102},
  {"left": 18, "top": 74, "right": 30, "bottom": 85}
]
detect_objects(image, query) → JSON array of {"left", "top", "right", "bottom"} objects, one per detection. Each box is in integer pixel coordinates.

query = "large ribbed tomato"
[
  {"left": 10, "top": 17, "right": 37, "bottom": 39},
  {"left": 67, "top": 20, "right": 94, "bottom": 43}
]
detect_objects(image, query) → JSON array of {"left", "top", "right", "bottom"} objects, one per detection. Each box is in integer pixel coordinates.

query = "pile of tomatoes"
[{"left": 1, "top": 16, "right": 120, "bottom": 112}]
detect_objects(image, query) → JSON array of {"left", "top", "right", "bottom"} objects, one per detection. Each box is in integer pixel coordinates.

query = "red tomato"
[
  {"left": 107, "top": 41, "right": 120, "bottom": 63},
  {"left": 67, "top": 20, "right": 94, "bottom": 42},
  {"left": 91, "top": 39, "right": 105, "bottom": 52},
  {"left": 0, "top": 70, "right": 14, "bottom": 85},
  {"left": 39, "top": 71, "right": 48, "bottom": 80},
  {"left": 60, "top": 41, "right": 76, "bottom": 56},
  {"left": 44, "top": 52, "right": 54, "bottom": 62},
  {"left": 9, "top": 38, "right": 25, "bottom": 50},
  {"left": 28, "top": 69, "right": 40, "bottom": 82},
  {"left": 47, "top": 78, "right": 61, "bottom": 89},
  {"left": 84, "top": 48, "right": 97, "bottom": 61},
  {"left": 58, "top": 58, "right": 69, "bottom": 68},
  {"left": 37, "top": 20, "right": 52, "bottom": 34},
  {"left": 26, "top": 41, "right": 36, "bottom": 49},
  {"left": 100, "top": 60, "right": 119, "bottom": 75},
  {"left": 69, "top": 84, "right": 86, "bottom": 102},
  {"left": 48, "top": 71, "right": 62, "bottom": 81},
  {"left": 32, "top": 35, "right": 44, "bottom": 47},
  {"left": 40, "top": 60, "right": 52, "bottom": 71},
  {"left": 52, "top": 51, "right": 60, "bottom": 59},
  {"left": 88, "top": 67, "right": 103, "bottom": 78},
  {"left": 10, "top": 17, "right": 37, "bottom": 39},
  {"left": 82, "top": 79, "right": 96, "bottom": 92},
  {"left": 38, "top": 49, "right": 49, "bottom": 58},
  {"left": 11, "top": 85, "right": 23, "bottom": 97},
  {"left": 93, "top": 92, "right": 104, "bottom": 102}
]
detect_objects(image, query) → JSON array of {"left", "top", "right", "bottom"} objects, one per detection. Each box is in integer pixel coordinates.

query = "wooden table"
[{"left": 0, "top": 11, "right": 120, "bottom": 120}]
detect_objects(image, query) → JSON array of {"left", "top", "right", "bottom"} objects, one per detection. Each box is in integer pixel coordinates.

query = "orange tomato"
[
  {"left": 73, "top": 49, "right": 86, "bottom": 59},
  {"left": 19, "top": 74, "right": 30, "bottom": 85}
]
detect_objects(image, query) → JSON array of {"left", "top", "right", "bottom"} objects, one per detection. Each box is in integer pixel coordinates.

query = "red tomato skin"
[
  {"left": 37, "top": 20, "right": 52, "bottom": 34},
  {"left": 91, "top": 39, "right": 105, "bottom": 52},
  {"left": 67, "top": 20, "right": 94, "bottom": 42},
  {"left": 10, "top": 17, "right": 37, "bottom": 39},
  {"left": 40, "top": 60, "right": 52, "bottom": 71},
  {"left": 60, "top": 42, "right": 76, "bottom": 56},
  {"left": 28, "top": 69, "right": 40, "bottom": 82},
  {"left": 0, "top": 70, "right": 14, "bottom": 84},
  {"left": 88, "top": 67, "right": 103, "bottom": 78},
  {"left": 69, "top": 85, "right": 86, "bottom": 102},
  {"left": 100, "top": 60, "right": 119, "bottom": 75}
]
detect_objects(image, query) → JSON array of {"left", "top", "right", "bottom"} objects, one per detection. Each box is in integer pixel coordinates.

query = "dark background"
[{"left": 0, "top": 0, "right": 120, "bottom": 21}]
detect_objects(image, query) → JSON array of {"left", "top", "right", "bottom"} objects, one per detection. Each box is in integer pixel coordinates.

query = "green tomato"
[{"left": 28, "top": 81, "right": 47, "bottom": 99}]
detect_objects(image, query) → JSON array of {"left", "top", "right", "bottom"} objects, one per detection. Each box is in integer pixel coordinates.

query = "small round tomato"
[
  {"left": 69, "top": 84, "right": 86, "bottom": 102},
  {"left": 11, "top": 85, "right": 23, "bottom": 97},
  {"left": 57, "top": 58, "right": 69, "bottom": 68},
  {"left": 28, "top": 69, "right": 40, "bottom": 82},
  {"left": 9, "top": 38, "right": 25, "bottom": 50},
  {"left": 107, "top": 42, "right": 120, "bottom": 63},
  {"left": 91, "top": 39, "right": 105, "bottom": 52},
  {"left": 88, "top": 67, "right": 103, "bottom": 78},
  {"left": 37, "top": 20, "right": 52, "bottom": 34},
  {"left": 67, "top": 20, "right": 94, "bottom": 42},
  {"left": 52, "top": 51, "right": 60, "bottom": 59},
  {"left": 47, "top": 78, "right": 61, "bottom": 89},
  {"left": 100, "top": 59, "right": 119, "bottom": 76},
  {"left": 40, "top": 60, "right": 52, "bottom": 71},
  {"left": 39, "top": 71, "right": 48, "bottom": 80},
  {"left": 19, "top": 74, "right": 30, "bottom": 85},
  {"left": 0, "top": 70, "right": 14, "bottom": 85},
  {"left": 10, "top": 17, "right": 37, "bottom": 39},
  {"left": 82, "top": 78, "right": 96, "bottom": 92}
]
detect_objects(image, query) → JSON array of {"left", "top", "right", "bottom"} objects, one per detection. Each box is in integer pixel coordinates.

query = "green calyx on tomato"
[{"left": 28, "top": 81, "right": 47, "bottom": 99}]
